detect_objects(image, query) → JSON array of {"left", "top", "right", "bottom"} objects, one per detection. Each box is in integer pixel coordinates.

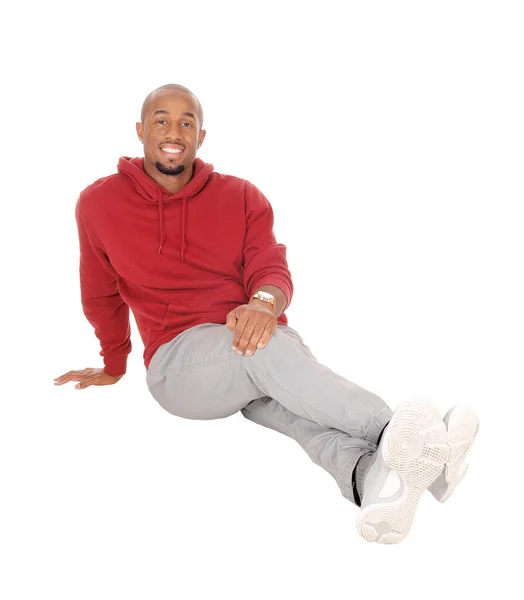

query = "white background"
[{"left": 1, "top": 1, "right": 522, "bottom": 598}]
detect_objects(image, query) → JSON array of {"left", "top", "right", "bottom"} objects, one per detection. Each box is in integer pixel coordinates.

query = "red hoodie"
[{"left": 75, "top": 157, "right": 294, "bottom": 376}]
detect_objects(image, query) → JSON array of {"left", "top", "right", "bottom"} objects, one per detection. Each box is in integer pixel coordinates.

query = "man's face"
[{"left": 136, "top": 90, "right": 206, "bottom": 177}]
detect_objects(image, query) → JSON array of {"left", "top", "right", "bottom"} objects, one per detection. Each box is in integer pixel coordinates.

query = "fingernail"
[
  {"left": 232, "top": 346, "right": 236, "bottom": 350},
  {"left": 257, "top": 343, "right": 264, "bottom": 348},
  {"left": 236, "top": 350, "right": 243, "bottom": 355},
  {"left": 246, "top": 350, "right": 253, "bottom": 356}
]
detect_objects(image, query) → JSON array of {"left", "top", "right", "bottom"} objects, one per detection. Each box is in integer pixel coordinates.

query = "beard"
[{"left": 155, "top": 161, "right": 185, "bottom": 176}]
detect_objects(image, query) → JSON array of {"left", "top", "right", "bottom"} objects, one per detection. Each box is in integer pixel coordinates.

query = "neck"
[{"left": 144, "top": 161, "right": 195, "bottom": 195}]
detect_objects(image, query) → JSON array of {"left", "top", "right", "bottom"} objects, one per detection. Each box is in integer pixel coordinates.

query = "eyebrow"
[{"left": 152, "top": 110, "right": 196, "bottom": 120}]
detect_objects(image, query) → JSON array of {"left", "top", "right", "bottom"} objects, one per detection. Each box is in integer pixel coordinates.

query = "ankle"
[
  {"left": 376, "top": 423, "right": 388, "bottom": 447},
  {"left": 352, "top": 451, "right": 375, "bottom": 506}
]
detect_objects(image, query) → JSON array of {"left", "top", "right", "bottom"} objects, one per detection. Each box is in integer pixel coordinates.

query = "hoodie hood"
[{"left": 117, "top": 156, "right": 214, "bottom": 260}]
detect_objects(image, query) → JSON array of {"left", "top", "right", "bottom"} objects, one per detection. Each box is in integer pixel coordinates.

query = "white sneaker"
[
  {"left": 428, "top": 406, "right": 479, "bottom": 503},
  {"left": 357, "top": 399, "right": 449, "bottom": 544}
]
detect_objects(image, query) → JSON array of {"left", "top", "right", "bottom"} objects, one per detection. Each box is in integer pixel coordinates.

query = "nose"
[{"left": 166, "top": 121, "right": 185, "bottom": 139}]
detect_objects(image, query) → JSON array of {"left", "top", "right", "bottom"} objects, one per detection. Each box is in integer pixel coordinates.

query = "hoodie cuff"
[{"left": 103, "top": 354, "right": 128, "bottom": 377}]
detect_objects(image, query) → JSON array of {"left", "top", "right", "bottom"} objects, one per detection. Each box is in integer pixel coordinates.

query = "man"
[{"left": 54, "top": 84, "right": 479, "bottom": 544}]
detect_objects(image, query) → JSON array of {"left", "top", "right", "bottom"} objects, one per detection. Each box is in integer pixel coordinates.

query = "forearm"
[
  {"left": 249, "top": 284, "right": 288, "bottom": 318},
  {"left": 77, "top": 200, "right": 132, "bottom": 376},
  {"left": 82, "top": 298, "right": 132, "bottom": 376}
]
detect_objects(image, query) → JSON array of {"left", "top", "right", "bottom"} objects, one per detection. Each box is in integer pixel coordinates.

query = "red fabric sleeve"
[
  {"left": 75, "top": 196, "right": 131, "bottom": 376},
  {"left": 242, "top": 181, "right": 294, "bottom": 310}
]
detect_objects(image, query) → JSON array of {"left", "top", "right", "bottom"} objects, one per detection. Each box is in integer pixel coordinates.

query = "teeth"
[{"left": 162, "top": 148, "right": 183, "bottom": 154}]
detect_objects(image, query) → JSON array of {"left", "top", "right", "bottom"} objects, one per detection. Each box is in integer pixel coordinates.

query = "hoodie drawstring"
[
  {"left": 157, "top": 190, "right": 165, "bottom": 254},
  {"left": 180, "top": 198, "right": 187, "bottom": 262},
  {"left": 157, "top": 191, "right": 187, "bottom": 263}
]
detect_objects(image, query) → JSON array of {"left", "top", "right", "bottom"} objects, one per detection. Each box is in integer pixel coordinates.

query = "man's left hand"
[{"left": 226, "top": 302, "right": 277, "bottom": 356}]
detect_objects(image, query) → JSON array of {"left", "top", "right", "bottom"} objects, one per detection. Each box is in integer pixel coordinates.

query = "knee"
[
  {"left": 146, "top": 372, "right": 195, "bottom": 419},
  {"left": 147, "top": 372, "right": 240, "bottom": 421},
  {"left": 153, "top": 389, "right": 236, "bottom": 420},
  {"left": 160, "top": 401, "right": 235, "bottom": 421},
  {"left": 245, "top": 327, "right": 303, "bottom": 368}
]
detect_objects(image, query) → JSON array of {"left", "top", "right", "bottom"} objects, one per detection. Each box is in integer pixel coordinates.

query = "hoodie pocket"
[
  {"left": 162, "top": 297, "right": 199, "bottom": 329},
  {"left": 162, "top": 281, "right": 231, "bottom": 328}
]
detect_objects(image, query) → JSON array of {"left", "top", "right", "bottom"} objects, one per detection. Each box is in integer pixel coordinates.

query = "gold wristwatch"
[{"left": 251, "top": 290, "right": 276, "bottom": 311}]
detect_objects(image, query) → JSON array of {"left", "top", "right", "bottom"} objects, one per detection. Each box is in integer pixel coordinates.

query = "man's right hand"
[{"left": 54, "top": 368, "right": 123, "bottom": 390}]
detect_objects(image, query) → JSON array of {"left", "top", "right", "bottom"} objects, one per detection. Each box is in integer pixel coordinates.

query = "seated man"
[{"left": 54, "top": 84, "right": 479, "bottom": 545}]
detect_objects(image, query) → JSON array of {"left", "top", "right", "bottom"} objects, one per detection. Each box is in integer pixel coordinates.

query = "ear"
[
  {"left": 136, "top": 122, "right": 144, "bottom": 143},
  {"left": 198, "top": 129, "right": 206, "bottom": 148}
]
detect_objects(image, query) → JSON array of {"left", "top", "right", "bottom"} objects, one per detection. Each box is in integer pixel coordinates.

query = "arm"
[
  {"left": 242, "top": 181, "right": 294, "bottom": 317},
  {"left": 75, "top": 196, "right": 131, "bottom": 377}
]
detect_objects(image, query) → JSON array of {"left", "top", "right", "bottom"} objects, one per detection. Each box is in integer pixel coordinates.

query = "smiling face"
[{"left": 136, "top": 88, "right": 206, "bottom": 191}]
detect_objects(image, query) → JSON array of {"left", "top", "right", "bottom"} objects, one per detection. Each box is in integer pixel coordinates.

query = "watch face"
[{"left": 257, "top": 292, "right": 275, "bottom": 301}]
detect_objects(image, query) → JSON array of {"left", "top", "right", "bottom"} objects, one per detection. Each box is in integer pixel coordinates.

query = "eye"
[
  {"left": 156, "top": 119, "right": 167, "bottom": 125},
  {"left": 182, "top": 122, "right": 193, "bottom": 127}
]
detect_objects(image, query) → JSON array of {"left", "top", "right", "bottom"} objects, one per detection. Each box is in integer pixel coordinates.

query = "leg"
[
  {"left": 146, "top": 322, "right": 392, "bottom": 440},
  {"left": 146, "top": 323, "right": 258, "bottom": 420},
  {"left": 242, "top": 324, "right": 393, "bottom": 443},
  {"left": 146, "top": 323, "right": 479, "bottom": 543},
  {"left": 240, "top": 327, "right": 488, "bottom": 519},
  {"left": 146, "top": 322, "right": 392, "bottom": 503},
  {"left": 241, "top": 396, "right": 376, "bottom": 503}
]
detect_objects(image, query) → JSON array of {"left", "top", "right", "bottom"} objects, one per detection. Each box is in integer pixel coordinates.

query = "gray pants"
[{"left": 146, "top": 323, "right": 393, "bottom": 504}]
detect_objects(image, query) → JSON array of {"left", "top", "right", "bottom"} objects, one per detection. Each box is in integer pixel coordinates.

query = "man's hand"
[
  {"left": 54, "top": 368, "right": 123, "bottom": 390},
  {"left": 226, "top": 302, "right": 277, "bottom": 356}
]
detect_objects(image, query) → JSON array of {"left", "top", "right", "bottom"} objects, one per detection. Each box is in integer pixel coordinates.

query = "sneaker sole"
[
  {"left": 357, "top": 400, "right": 449, "bottom": 544},
  {"left": 429, "top": 405, "right": 479, "bottom": 502}
]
